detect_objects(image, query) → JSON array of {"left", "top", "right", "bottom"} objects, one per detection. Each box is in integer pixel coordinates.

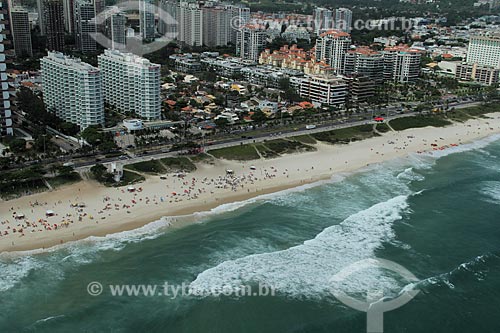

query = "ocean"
[{"left": 2, "top": 135, "right": 500, "bottom": 333}]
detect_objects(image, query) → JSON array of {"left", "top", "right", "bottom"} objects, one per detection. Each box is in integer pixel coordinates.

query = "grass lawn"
[
  {"left": 124, "top": 160, "right": 166, "bottom": 174},
  {"left": 263, "top": 139, "right": 316, "bottom": 155},
  {"left": 376, "top": 123, "right": 391, "bottom": 133},
  {"left": 290, "top": 135, "right": 317, "bottom": 144},
  {"left": 209, "top": 144, "right": 261, "bottom": 161},
  {"left": 160, "top": 157, "right": 197, "bottom": 172},
  {"left": 254, "top": 143, "right": 279, "bottom": 159},
  {"left": 312, "top": 124, "right": 378, "bottom": 144},
  {"left": 447, "top": 103, "right": 500, "bottom": 122},
  {"left": 389, "top": 116, "right": 452, "bottom": 131}
]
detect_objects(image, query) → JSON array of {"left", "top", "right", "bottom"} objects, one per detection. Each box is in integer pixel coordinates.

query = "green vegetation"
[
  {"left": 90, "top": 164, "right": 145, "bottom": 187},
  {"left": 80, "top": 126, "right": 118, "bottom": 152},
  {"left": 291, "top": 135, "right": 317, "bottom": 145},
  {"left": 160, "top": 157, "right": 197, "bottom": 173},
  {"left": 263, "top": 139, "right": 316, "bottom": 155},
  {"left": 210, "top": 145, "right": 261, "bottom": 161},
  {"left": 375, "top": 123, "right": 391, "bottom": 133},
  {"left": 0, "top": 165, "right": 81, "bottom": 199},
  {"left": 446, "top": 103, "right": 500, "bottom": 122},
  {"left": 47, "top": 172, "right": 82, "bottom": 188},
  {"left": 254, "top": 143, "right": 279, "bottom": 159},
  {"left": 389, "top": 116, "right": 452, "bottom": 131},
  {"left": 90, "top": 164, "right": 114, "bottom": 183},
  {"left": 312, "top": 124, "right": 379, "bottom": 144},
  {"left": 124, "top": 160, "right": 166, "bottom": 175}
]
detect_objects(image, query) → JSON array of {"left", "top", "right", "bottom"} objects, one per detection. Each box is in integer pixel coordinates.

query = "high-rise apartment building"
[
  {"left": 312, "top": 7, "right": 333, "bottom": 35},
  {"left": 97, "top": 49, "right": 161, "bottom": 120},
  {"left": 237, "top": 25, "right": 266, "bottom": 61},
  {"left": 0, "top": 0, "right": 13, "bottom": 136},
  {"left": 139, "top": 0, "right": 155, "bottom": 40},
  {"left": 179, "top": 1, "right": 203, "bottom": 46},
  {"left": 466, "top": 34, "right": 500, "bottom": 69},
  {"left": 335, "top": 8, "right": 352, "bottom": 33},
  {"left": 41, "top": 52, "right": 104, "bottom": 129},
  {"left": 37, "top": 0, "right": 45, "bottom": 35},
  {"left": 10, "top": 6, "right": 32, "bottom": 57},
  {"left": 345, "top": 47, "right": 384, "bottom": 83},
  {"left": 158, "top": 0, "right": 179, "bottom": 37},
  {"left": 227, "top": 4, "right": 249, "bottom": 45},
  {"left": 74, "top": 0, "right": 97, "bottom": 53},
  {"left": 44, "top": 0, "right": 65, "bottom": 51},
  {"left": 104, "top": 7, "right": 126, "bottom": 50},
  {"left": 314, "top": 29, "right": 351, "bottom": 74},
  {"left": 202, "top": 5, "right": 233, "bottom": 47},
  {"left": 62, "top": 0, "right": 74, "bottom": 33},
  {"left": 382, "top": 45, "right": 421, "bottom": 83}
]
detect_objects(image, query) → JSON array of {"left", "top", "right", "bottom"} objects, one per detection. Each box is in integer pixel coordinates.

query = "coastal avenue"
[{"left": 74, "top": 100, "right": 481, "bottom": 172}]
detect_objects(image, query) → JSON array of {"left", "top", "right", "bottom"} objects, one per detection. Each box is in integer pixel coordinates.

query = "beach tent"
[
  {"left": 250, "top": 166, "right": 256, "bottom": 170},
  {"left": 15, "top": 213, "right": 25, "bottom": 219},
  {"left": 46, "top": 210, "right": 55, "bottom": 217},
  {"left": 127, "top": 186, "right": 136, "bottom": 192}
]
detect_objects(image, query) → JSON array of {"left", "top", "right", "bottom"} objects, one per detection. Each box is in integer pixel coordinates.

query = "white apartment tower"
[
  {"left": 98, "top": 49, "right": 161, "bottom": 120},
  {"left": 0, "top": 0, "right": 12, "bottom": 136},
  {"left": 179, "top": 1, "right": 203, "bottom": 46},
  {"left": 41, "top": 52, "right": 104, "bottom": 129},
  {"left": 382, "top": 46, "right": 421, "bottom": 83},
  {"left": 139, "top": 0, "right": 155, "bottom": 40},
  {"left": 466, "top": 34, "right": 500, "bottom": 69},
  {"left": 237, "top": 25, "right": 266, "bottom": 61},
  {"left": 315, "top": 30, "right": 351, "bottom": 74},
  {"left": 335, "top": 8, "right": 352, "bottom": 33},
  {"left": 10, "top": 7, "right": 33, "bottom": 58}
]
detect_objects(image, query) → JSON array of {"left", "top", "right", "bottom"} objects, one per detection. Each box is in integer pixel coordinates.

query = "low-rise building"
[
  {"left": 294, "top": 75, "right": 348, "bottom": 106},
  {"left": 456, "top": 62, "right": 499, "bottom": 85}
]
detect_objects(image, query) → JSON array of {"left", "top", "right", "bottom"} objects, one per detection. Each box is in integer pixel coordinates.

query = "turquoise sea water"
[{"left": 2, "top": 135, "right": 500, "bottom": 332}]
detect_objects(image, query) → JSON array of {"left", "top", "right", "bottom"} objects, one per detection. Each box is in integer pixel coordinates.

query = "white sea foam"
[
  {"left": 189, "top": 195, "right": 412, "bottom": 299},
  {"left": 410, "top": 253, "right": 496, "bottom": 291},
  {"left": 0, "top": 256, "right": 42, "bottom": 292},
  {"left": 397, "top": 167, "right": 425, "bottom": 182}
]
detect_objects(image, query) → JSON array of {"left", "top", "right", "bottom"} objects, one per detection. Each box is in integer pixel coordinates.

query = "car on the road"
[{"left": 306, "top": 125, "right": 317, "bottom": 130}]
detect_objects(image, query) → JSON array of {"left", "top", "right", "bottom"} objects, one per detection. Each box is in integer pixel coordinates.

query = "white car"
[{"left": 305, "top": 125, "right": 317, "bottom": 130}]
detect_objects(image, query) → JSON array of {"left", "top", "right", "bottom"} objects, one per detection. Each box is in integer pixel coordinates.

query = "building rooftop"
[{"left": 43, "top": 52, "right": 99, "bottom": 72}]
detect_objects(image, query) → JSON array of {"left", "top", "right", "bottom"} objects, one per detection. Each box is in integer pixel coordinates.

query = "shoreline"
[{"left": 2, "top": 114, "right": 500, "bottom": 254}]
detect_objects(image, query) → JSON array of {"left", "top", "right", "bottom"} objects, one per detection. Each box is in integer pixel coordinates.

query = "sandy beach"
[{"left": 2, "top": 114, "right": 500, "bottom": 253}]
